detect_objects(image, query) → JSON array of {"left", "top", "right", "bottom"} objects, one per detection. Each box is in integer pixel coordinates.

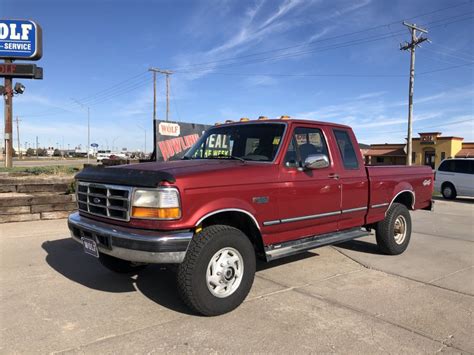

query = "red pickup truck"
[{"left": 68, "top": 118, "right": 433, "bottom": 316}]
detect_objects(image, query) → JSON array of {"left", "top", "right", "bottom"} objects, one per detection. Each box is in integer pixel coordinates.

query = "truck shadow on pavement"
[
  {"left": 41, "top": 238, "right": 319, "bottom": 315},
  {"left": 335, "top": 239, "right": 381, "bottom": 255}
]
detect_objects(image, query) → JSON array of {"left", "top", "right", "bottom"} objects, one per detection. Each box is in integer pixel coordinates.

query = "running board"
[{"left": 265, "top": 228, "right": 369, "bottom": 261}]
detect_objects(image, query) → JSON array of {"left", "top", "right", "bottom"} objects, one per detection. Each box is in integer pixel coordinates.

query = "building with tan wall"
[{"left": 365, "top": 132, "right": 473, "bottom": 168}]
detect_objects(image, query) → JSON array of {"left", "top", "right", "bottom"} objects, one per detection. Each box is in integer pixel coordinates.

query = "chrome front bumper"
[{"left": 68, "top": 212, "right": 193, "bottom": 264}]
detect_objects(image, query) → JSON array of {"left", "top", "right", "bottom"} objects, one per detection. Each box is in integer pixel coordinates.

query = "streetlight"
[
  {"left": 112, "top": 136, "right": 119, "bottom": 152},
  {"left": 71, "top": 98, "right": 90, "bottom": 164},
  {"left": 137, "top": 125, "right": 147, "bottom": 157}
]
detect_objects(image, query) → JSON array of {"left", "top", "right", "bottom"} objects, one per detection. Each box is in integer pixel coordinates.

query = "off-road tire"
[
  {"left": 375, "top": 203, "right": 412, "bottom": 255},
  {"left": 177, "top": 225, "right": 256, "bottom": 316},
  {"left": 99, "top": 253, "right": 148, "bottom": 274},
  {"left": 441, "top": 183, "right": 457, "bottom": 200}
]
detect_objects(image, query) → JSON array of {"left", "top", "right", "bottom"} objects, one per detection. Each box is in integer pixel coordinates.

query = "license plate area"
[{"left": 82, "top": 237, "right": 99, "bottom": 258}]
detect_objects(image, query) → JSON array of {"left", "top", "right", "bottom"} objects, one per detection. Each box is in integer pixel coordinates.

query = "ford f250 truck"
[{"left": 68, "top": 118, "right": 433, "bottom": 316}]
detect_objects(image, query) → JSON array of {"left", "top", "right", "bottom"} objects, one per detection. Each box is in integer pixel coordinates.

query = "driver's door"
[{"left": 273, "top": 125, "right": 341, "bottom": 243}]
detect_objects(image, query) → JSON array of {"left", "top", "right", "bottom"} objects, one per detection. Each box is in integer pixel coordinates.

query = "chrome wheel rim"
[
  {"left": 206, "top": 247, "right": 244, "bottom": 298},
  {"left": 394, "top": 215, "right": 407, "bottom": 245}
]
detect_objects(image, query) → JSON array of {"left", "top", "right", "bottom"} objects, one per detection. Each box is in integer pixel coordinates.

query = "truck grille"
[{"left": 76, "top": 182, "right": 132, "bottom": 221}]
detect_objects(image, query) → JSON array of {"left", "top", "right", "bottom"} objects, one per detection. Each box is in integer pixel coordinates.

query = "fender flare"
[
  {"left": 388, "top": 189, "right": 415, "bottom": 213},
  {"left": 195, "top": 208, "right": 261, "bottom": 231}
]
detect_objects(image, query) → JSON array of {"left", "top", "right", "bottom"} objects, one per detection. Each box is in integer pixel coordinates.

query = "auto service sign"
[{"left": 0, "top": 19, "right": 43, "bottom": 60}]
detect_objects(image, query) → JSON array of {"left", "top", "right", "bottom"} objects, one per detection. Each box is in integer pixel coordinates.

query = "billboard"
[
  {"left": 0, "top": 20, "right": 42, "bottom": 60},
  {"left": 154, "top": 120, "right": 211, "bottom": 161}
]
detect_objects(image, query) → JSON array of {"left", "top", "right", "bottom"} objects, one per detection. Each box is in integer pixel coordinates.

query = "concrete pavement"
[{"left": 0, "top": 199, "right": 472, "bottom": 353}]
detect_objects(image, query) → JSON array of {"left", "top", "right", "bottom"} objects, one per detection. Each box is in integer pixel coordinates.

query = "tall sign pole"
[
  {"left": 400, "top": 22, "right": 429, "bottom": 166},
  {"left": 3, "top": 59, "right": 13, "bottom": 167},
  {"left": 1, "top": 19, "right": 43, "bottom": 167}
]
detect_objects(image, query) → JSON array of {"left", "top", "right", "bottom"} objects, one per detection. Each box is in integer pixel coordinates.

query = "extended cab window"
[
  {"left": 334, "top": 129, "right": 359, "bottom": 169},
  {"left": 185, "top": 123, "right": 285, "bottom": 162},
  {"left": 285, "top": 127, "right": 329, "bottom": 167}
]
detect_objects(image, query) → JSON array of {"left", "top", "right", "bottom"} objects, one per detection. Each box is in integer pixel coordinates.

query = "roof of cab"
[{"left": 216, "top": 117, "right": 352, "bottom": 130}]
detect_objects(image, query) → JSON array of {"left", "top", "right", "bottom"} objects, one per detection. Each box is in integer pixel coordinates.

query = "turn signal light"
[{"left": 132, "top": 207, "right": 181, "bottom": 220}]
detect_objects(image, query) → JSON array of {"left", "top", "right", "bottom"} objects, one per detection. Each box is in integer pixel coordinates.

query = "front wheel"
[
  {"left": 177, "top": 225, "right": 256, "bottom": 316},
  {"left": 375, "top": 203, "right": 412, "bottom": 255}
]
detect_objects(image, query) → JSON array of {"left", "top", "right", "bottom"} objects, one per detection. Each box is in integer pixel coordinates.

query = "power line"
[
  {"left": 375, "top": 118, "right": 473, "bottom": 134},
  {"left": 169, "top": 7, "right": 474, "bottom": 72},
  {"left": 418, "top": 61, "right": 474, "bottom": 74},
  {"left": 166, "top": 1, "right": 473, "bottom": 71},
  {"left": 171, "top": 12, "right": 473, "bottom": 74}
]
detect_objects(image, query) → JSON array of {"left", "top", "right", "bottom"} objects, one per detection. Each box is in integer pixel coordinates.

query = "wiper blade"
[{"left": 217, "top": 154, "right": 245, "bottom": 162}]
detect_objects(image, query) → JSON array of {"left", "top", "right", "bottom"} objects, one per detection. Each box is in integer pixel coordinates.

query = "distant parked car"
[
  {"left": 97, "top": 150, "right": 112, "bottom": 162},
  {"left": 435, "top": 158, "right": 474, "bottom": 199}
]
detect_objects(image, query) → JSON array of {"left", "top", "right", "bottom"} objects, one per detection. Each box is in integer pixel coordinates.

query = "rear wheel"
[
  {"left": 442, "top": 183, "right": 457, "bottom": 200},
  {"left": 177, "top": 225, "right": 256, "bottom": 316},
  {"left": 376, "top": 203, "right": 412, "bottom": 255},
  {"left": 99, "top": 253, "right": 148, "bottom": 274}
]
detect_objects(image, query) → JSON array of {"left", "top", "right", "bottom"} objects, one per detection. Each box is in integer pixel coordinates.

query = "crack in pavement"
[
  {"left": 332, "top": 247, "right": 474, "bottom": 298},
  {"left": 255, "top": 270, "right": 471, "bottom": 354}
]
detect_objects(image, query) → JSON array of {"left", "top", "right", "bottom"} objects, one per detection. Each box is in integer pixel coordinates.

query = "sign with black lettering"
[{"left": 154, "top": 120, "right": 211, "bottom": 161}]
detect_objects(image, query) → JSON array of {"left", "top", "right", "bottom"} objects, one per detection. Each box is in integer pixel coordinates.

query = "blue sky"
[{"left": 2, "top": 0, "right": 473, "bottom": 151}]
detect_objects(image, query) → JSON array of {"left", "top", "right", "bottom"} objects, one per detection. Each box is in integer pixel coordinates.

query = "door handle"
[{"left": 328, "top": 173, "right": 340, "bottom": 180}]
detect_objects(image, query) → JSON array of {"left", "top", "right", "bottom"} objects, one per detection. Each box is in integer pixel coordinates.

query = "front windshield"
[{"left": 184, "top": 123, "right": 286, "bottom": 162}]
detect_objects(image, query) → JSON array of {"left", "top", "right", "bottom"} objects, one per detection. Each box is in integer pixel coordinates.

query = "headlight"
[{"left": 131, "top": 188, "right": 181, "bottom": 220}]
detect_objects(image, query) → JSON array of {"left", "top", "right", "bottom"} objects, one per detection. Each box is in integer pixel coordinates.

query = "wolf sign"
[{"left": 0, "top": 19, "right": 43, "bottom": 60}]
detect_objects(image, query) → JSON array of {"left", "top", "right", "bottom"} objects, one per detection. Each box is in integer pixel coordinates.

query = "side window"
[
  {"left": 284, "top": 127, "right": 329, "bottom": 167},
  {"left": 454, "top": 160, "right": 471, "bottom": 174},
  {"left": 333, "top": 129, "right": 359, "bottom": 169},
  {"left": 439, "top": 160, "right": 453, "bottom": 172}
]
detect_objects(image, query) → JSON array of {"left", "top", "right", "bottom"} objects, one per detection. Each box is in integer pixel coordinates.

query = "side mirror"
[{"left": 304, "top": 154, "right": 329, "bottom": 170}]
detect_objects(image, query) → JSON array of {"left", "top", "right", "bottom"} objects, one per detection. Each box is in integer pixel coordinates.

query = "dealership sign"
[
  {"left": 0, "top": 19, "right": 42, "bottom": 60},
  {"left": 155, "top": 120, "right": 211, "bottom": 161},
  {"left": 158, "top": 122, "right": 180, "bottom": 137}
]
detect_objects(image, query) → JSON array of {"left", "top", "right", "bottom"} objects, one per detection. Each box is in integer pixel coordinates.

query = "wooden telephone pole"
[
  {"left": 149, "top": 68, "right": 173, "bottom": 122},
  {"left": 400, "top": 22, "right": 429, "bottom": 166}
]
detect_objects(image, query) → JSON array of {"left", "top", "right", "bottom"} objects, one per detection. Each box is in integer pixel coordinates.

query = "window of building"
[
  {"left": 441, "top": 152, "right": 446, "bottom": 160},
  {"left": 412, "top": 152, "right": 416, "bottom": 163},
  {"left": 334, "top": 130, "right": 359, "bottom": 169},
  {"left": 376, "top": 157, "right": 384, "bottom": 163}
]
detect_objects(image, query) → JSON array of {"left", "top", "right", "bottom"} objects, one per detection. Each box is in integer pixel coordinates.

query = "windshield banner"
[{"left": 154, "top": 120, "right": 211, "bottom": 161}]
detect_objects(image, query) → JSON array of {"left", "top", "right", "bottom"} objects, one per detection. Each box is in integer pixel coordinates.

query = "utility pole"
[
  {"left": 14, "top": 116, "right": 21, "bottom": 160},
  {"left": 36, "top": 136, "right": 39, "bottom": 159},
  {"left": 148, "top": 68, "right": 173, "bottom": 161},
  {"left": 3, "top": 59, "right": 13, "bottom": 167},
  {"left": 165, "top": 72, "right": 171, "bottom": 122},
  {"left": 400, "top": 22, "right": 429, "bottom": 166}
]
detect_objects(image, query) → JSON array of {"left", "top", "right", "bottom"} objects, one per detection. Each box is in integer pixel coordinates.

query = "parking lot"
[{"left": 1, "top": 198, "right": 472, "bottom": 354}]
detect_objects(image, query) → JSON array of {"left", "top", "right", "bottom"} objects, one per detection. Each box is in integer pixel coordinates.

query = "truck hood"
[
  {"left": 122, "top": 159, "right": 277, "bottom": 189},
  {"left": 76, "top": 160, "right": 277, "bottom": 188}
]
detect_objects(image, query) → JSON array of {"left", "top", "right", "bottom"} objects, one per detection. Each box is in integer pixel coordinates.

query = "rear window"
[{"left": 333, "top": 129, "right": 359, "bottom": 169}]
